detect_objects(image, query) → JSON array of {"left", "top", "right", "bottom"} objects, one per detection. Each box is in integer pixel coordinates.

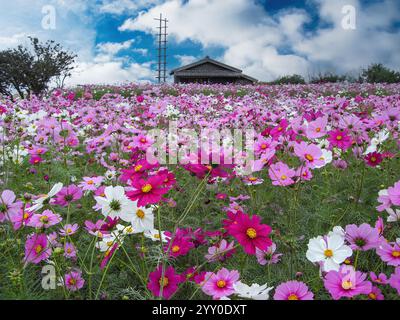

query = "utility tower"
[{"left": 154, "top": 14, "right": 168, "bottom": 83}]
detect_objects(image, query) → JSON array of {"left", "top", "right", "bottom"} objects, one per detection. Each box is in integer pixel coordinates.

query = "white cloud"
[
  {"left": 99, "top": 0, "right": 163, "bottom": 15},
  {"left": 120, "top": 0, "right": 400, "bottom": 81},
  {"left": 132, "top": 48, "right": 149, "bottom": 55},
  {"left": 97, "top": 40, "right": 134, "bottom": 55},
  {"left": 174, "top": 54, "right": 197, "bottom": 66}
]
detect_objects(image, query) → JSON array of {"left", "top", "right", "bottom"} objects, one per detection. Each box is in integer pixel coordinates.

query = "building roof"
[{"left": 170, "top": 56, "right": 257, "bottom": 82}]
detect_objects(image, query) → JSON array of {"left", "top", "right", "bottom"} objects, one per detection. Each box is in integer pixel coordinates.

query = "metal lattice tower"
[{"left": 154, "top": 14, "right": 168, "bottom": 83}]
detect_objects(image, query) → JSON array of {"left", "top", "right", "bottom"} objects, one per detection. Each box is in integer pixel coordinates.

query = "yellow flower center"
[
  {"left": 281, "top": 175, "right": 287, "bottom": 180},
  {"left": 106, "top": 241, "right": 114, "bottom": 247},
  {"left": 368, "top": 293, "right": 377, "bottom": 300},
  {"left": 248, "top": 177, "right": 257, "bottom": 181},
  {"left": 316, "top": 128, "right": 321, "bottom": 132},
  {"left": 324, "top": 249, "right": 333, "bottom": 257},
  {"left": 206, "top": 165, "right": 213, "bottom": 171},
  {"left": 87, "top": 180, "right": 94, "bottom": 185},
  {"left": 40, "top": 215, "right": 49, "bottom": 223},
  {"left": 288, "top": 294, "right": 299, "bottom": 300},
  {"left": 336, "top": 135, "right": 343, "bottom": 141},
  {"left": 261, "top": 144, "right": 267, "bottom": 149},
  {"left": 154, "top": 234, "right": 161, "bottom": 239},
  {"left": 67, "top": 228, "right": 72, "bottom": 234},
  {"left": 305, "top": 154, "right": 314, "bottom": 161},
  {"left": 341, "top": 280, "right": 353, "bottom": 290},
  {"left": 68, "top": 278, "right": 76, "bottom": 285},
  {"left": 23, "top": 212, "right": 29, "bottom": 220},
  {"left": 134, "top": 165, "right": 143, "bottom": 172},
  {"left": 172, "top": 245, "right": 180, "bottom": 253},
  {"left": 392, "top": 250, "right": 400, "bottom": 258},
  {"left": 35, "top": 245, "right": 43, "bottom": 254},
  {"left": 370, "top": 157, "right": 377, "bottom": 162},
  {"left": 217, "top": 280, "right": 226, "bottom": 288},
  {"left": 140, "top": 138, "right": 146, "bottom": 143},
  {"left": 246, "top": 228, "right": 257, "bottom": 239},
  {"left": 159, "top": 277, "right": 169, "bottom": 287},
  {"left": 141, "top": 184, "right": 152, "bottom": 193},
  {"left": 136, "top": 209, "right": 145, "bottom": 219}
]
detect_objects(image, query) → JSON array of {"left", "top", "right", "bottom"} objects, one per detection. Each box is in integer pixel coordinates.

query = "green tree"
[
  {"left": 270, "top": 74, "right": 306, "bottom": 85},
  {"left": 361, "top": 63, "right": 400, "bottom": 83},
  {"left": 0, "top": 37, "right": 76, "bottom": 99}
]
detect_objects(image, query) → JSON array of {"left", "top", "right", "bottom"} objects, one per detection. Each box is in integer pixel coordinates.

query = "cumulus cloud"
[
  {"left": 174, "top": 55, "right": 198, "bottom": 66},
  {"left": 119, "top": 0, "right": 400, "bottom": 81},
  {"left": 97, "top": 40, "right": 134, "bottom": 55},
  {"left": 99, "top": 0, "right": 163, "bottom": 15}
]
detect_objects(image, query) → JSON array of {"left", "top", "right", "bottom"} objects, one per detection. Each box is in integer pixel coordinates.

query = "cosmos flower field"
[{"left": 1, "top": 82, "right": 400, "bottom": 300}]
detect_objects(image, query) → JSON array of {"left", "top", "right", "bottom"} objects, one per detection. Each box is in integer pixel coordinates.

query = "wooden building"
[{"left": 170, "top": 56, "right": 257, "bottom": 84}]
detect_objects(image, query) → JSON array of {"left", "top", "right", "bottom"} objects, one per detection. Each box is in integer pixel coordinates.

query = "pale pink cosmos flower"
[
  {"left": 64, "top": 270, "right": 85, "bottom": 291},
  {"left": 376, "top": 241, "right": 400, "bottom": 266},
  {"left": 268, "top": 162, "right": 296, "bottom": 186},
  {"left": 306, "top": 116, "right": 328, "bottom": 139},
  {"left": 27, "top": 210, "right": 62, "bottom": 229},
  {"left": 201, "top": 268, "right": 240, "bottom": 300},
  {"left": 0, "top": 190, "right": 23, "bottom": 222},
  {"left": 256, "top": 243, "right": 283, "bottom": 265},
  {"left": 205, "top": 240, "right": 236, "bottom": 262},
  {"left": 79, "top": 176, "right": 103, "bottom": 192},
  {"left": 345, "top": 223, "right": 380, "bottom": 251},
  {"left": 294, "top": 141, "right": 324, "bottom": 169},
  {"left": 273, "top": 280, "right": 314, "bottom": 300}
]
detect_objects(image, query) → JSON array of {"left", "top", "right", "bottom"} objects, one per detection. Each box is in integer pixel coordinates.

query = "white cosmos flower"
[
  {"left": 116, "top": 224, "right": 135, "bottom": 235},
  {"left": 306, "top": 234, "right": 353, "bottom": 272},
  {"left": 129, "top": 204, "right": 154, "bottom": 233},
  {"left": 386, "top": 208, "right": 400, "bottom": 222},
  {"left": 144, "top": 229, "right": 169, "bottom": 242},
  {"left": 96, "top": 234, "right": 120, "bottom": 252},
  {"left": 94, "top": 186, "right": 135, "bottom": 219},
  {"left": 27, "top": 182, "right": 63, "bottom": 212},
  {"left": 314, "top": 149, "right": 333, "bottom": 169},
  {"left": 233, "top": 281, "right": 273, "bottom": 300},
  {"left": 328, "top": 226, "right": 346, "bottom": 239}
]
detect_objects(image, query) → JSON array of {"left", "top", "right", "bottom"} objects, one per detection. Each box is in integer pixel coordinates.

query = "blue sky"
[{"left": 0, "top": 0, "right": 399, "bottom": 84}]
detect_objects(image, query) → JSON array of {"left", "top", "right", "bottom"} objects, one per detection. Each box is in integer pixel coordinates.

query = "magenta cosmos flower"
[
  {"left": 126, "top": 174, "right": 169, "bottom": 207},
  {"left": 24, "top": 233, "right": 51, "bottom": 264},
  {"left": 28, "top": 210, "right": 62, "bottom": 228},
  {"left": 369, "top": 272, "right": 389, "bottom": 285},
  {"left": 0, "top": 190, "right": 23, "bottom": 222},
  {"left": 389, "top": 267, "right": 400, "bottom": 295},
  {"left": 345, "top": 223, "right": 380, "bottom": 251},
  {"left": 165, "top": 233, "right": 194, "bottom": 258},
  {"left": 293, "top": 141, "right": 324, "bottom": 169},
  {"left": 268, "top": 162, "right": 296, "bottom": 186},
  {"left": 324, "top": 266, "right": 372, "bottom": 300},
  {"left": 327, "top": 129, "right": 352, "bottom": 150},
  {"left": 201, "top": 268, "right": 240, "bottom": 299},
  {"left": 376, "top": 241, "right": 400, "bottom": 266},
  {"left": 227, "top": 212, "right": 272, "bottom": 255},
  {"left": 365, "top": 152, "right": 383, "bottom": 167},
  {"left": 273, "top": 281, "right": 314, "bottom": 300},
  {"left": 53, "top": 184, "right": 83, "bottom": 207},
  {"left": 147, "top": 265, "right": 182, "bottom": 299},
  {"left": 65, "top": 270, "right": 85, "bottom": 291}
]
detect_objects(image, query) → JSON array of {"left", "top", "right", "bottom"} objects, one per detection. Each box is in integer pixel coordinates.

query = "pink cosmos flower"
[
  {"left": 120, "top": 159, "right": 158, "bottom": 182},
  {"left": 28, "top": 210, "right": 62, "bottom": 228},
  {"left": 29, "top": 155, "right": 43, "bottom": 165},
  {"left": 126, "top": 174, "right": 169, "bottom": 207},
  {"left": 256, "top": 243, "right": 283, "bottom": 265},
  {"left": 387, "top": 181, "right": 400, "bottom": 206},
  {"left": 64, "top": 270, "right": 85, "bottom": 291},
  {"left": 79, "top": 176, "right": 103, "bottom": 191},
  {"left": 0, "top": 190, "right": 23, "bottom": 222},
  {"left": 268, "top": 162, "right": 296, "bottom": 186},
  {"left": 227, "top": 212, "right": 272, "bottom": 255},
  {"left": 273, "top": 281, "right": 314, "bottom": 300},
  {"left": 10, "top": 208, "right": 32, "bottom": 230},
  {"left": 294, "top": 141, "right": 324, "bottom": 168},
  {"left": 367, "top": 286, "right": 384, "bottom": 300},
  {"left": 345, "top": 223, "right": 380, "bottom": 251},
  {"left": 376, "top": 241, "right": 400, "bottom": 266},
  {"left": 64, "top": 242, "right": 77, "bottom": 259},
  {"left": 327, "top": 129, "right": 352, "bottom": 150},
  {"left": 306, "top": 116, "right": 328, "bottom": 139},
  {"left": 374, "top": 217, "right": 385, "bottom": 236},
  {"left": 165, "top": 229, "right": 195, "bottom": 257},
  {"left": 84, "top": 219, "right": 108, "bottom": 237},
  {"left": 296, "top": 166, "right": 313, "bottom": 181},
  {"left": 389, "top": 267, "right": 400, "bottom": 295},
  {"left": 365, "top": 152, "right": 383, "bottom": 167},
  {"left": 147, "top": 265, "right": 182, "bottom": 299},
  {"left": 324, "top": 266, "right": 372, "bottom": 300},
  {"left": 100, "top": 243, "right": 119, "bottom": 269},
  {"left": 59, "top": 223, "right": 79, "bottom": 237},
  {"left": 133, "top": 134, "right": 154, "bottom": 151},
  {"left": 201, "top": 268, "right": 240, "bottom": 300},
  {"left": 369, "top": 272, "right": 389, "bottom": 285},
  {"left": 24, "top": 233, "right": 51, "bottom": 264},
  {"left": 53, "top": 184, "right": 83, "bottom": 207},
  {"left": 205, "top": 240, "right": 236, "bottom": 262}
]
